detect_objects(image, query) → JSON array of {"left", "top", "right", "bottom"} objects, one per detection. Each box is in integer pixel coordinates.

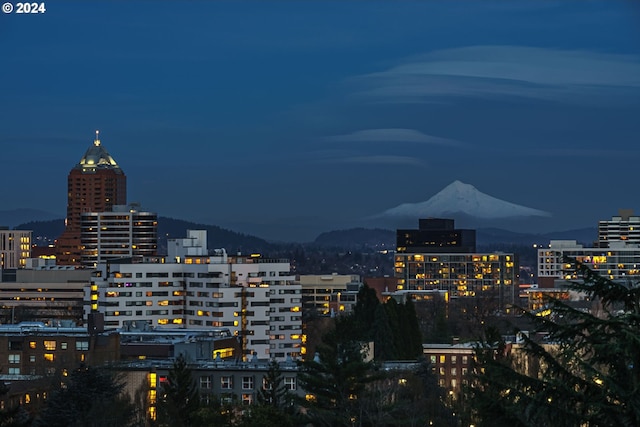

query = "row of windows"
[
  {"left": 428, "top": 354, "right": 470, "bottom": 365},
  {"left": 8, "top": 340, "right": 89, "bottom": 351},
  {"left": 200, "top": 375, "right": 296, "bottom": 391}
]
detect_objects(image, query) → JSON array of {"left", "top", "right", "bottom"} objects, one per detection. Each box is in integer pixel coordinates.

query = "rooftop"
[{"left": 74, "top": 131, "right": 122, "bottom": 172}]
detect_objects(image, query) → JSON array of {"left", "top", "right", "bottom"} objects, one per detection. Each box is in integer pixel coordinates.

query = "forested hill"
[{"left": 16, "top": 217, "right": 274, "bottom": 255}]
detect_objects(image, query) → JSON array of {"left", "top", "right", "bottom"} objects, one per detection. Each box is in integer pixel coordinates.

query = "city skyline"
[{"left": 2, "top": 1, "right": 640, "bottom": 242}]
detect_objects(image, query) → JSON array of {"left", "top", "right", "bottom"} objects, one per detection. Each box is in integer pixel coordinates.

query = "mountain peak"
[
  {"left": 443, "top": 180, "right": 477, "bottom": 193},
  {"left": 378, "top": 180, "right": 551, "bottom": 220}
]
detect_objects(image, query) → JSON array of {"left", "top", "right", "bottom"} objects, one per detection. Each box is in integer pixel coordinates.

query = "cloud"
[
  {"left": 331, "top": 155, "right": 425, "bottom": 166},
  {"left": 323, "top": 128, "right": 463, "bottom": 146},
  {"left": 351, "top": 46, "right": 640, "bottom": 104}
]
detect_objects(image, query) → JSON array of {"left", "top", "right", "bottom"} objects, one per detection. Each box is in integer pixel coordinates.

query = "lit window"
[
  {"left": 29, "top": 341, "right": 36, "bottom": 349},
  {"left": 44, "top": 341, "right": 56, "bottom": 351},
  {"left": 44, "top": 354, "right": 55, "bottom": 362},
  {"left": 241, "top": 393, "right": 253, "bottom": 405}
]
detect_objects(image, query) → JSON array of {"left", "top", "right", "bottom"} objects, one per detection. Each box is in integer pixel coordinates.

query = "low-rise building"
[
  {"left": 119, "top": 327, "right": 241, "bottom": 361},
  {"left": 0, "top": 320, "right": 120, "bottom": 411},
  {"left": 0, "top": 228, "right": 31, "bottom": 269},
  {"left": 0, "top": 267, "right": 91, "bottom": 325},
  {"left": 422, "top": 343, "right": 475, "bottom": 397},
  {"left": 298, "top": 273, "right": 362, "bottom": 317},
  {"left": 117, "top": 356, "right": 301, "bottom": 422}
]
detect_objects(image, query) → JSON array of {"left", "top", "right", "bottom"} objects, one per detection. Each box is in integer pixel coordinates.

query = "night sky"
[{"left": 2, "top": 1, "right": 640, "bottom": 242}]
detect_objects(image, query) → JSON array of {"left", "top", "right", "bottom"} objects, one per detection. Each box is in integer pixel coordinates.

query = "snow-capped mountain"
[{"left": 379, "top": 180, "right": 551, "bottom": 219}]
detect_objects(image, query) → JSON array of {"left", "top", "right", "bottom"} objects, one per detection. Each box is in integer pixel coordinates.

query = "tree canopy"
[{"left": 468, "top": 260, "right": 640, "bottom": 427}]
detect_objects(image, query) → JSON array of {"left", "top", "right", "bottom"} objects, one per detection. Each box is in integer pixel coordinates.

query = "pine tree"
[
  {"left": 35, "top": 366, "right": 137, "bottom": 427},
  {"left": 372, "top": 303, "right": 397, "bottom": 360},
  {"left": 353, "top": 283, "right": 380, "bottom": 336},
  {"left": 297, "top": 318, "right": 378, "bottom": 427},
  {"left": 468, "top": 260, "right": 640, "bottom": 426},
  {"left": 158, "top": 353, "right": 200, "bottom": 427},
  {"left": 402, "top": 298, "right": 423, "bottom": 358},
  {"left": 256, "top": 360, "right": 290, "bottom": 409}
]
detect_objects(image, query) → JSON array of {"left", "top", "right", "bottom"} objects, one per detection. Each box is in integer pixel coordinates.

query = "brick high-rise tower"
[{"left": 56, "top": 131, "right": 126, "bottom": 265}]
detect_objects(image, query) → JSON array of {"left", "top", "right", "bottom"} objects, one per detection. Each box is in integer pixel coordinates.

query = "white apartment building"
[
  {"left": 86, "top": 236, "right": 301, "bottom": 360},
  {"left": 0, "top": 228, "right": 31, "bottom": 269},
  {"left": 80, "top": 204, "right": 157, "bottom": 268},
  {"left": 598, "top": 209, "right": 640, "bottom": 247},
  {"left": 537, "top": 240, "right": 640, "bottom": 288}
]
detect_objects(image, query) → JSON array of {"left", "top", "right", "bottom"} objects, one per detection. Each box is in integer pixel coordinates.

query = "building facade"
[
  {"left": 598, "top": 209, "right": 640, "bottom": 247},
  {"left": 393, "top": 219, "right": 517, "bottom": 309},
  {"left": 298, "top": 273, "right": 362, "bottom": 317},
  {"left": 0, "top": 228, "right": 31, "bottom": 269},
  {"left": 87, "top": 248, "right": 302, "bottom": 360},
  {"left": 80, "top": 204, "right": 158, "bottom": 268},
  {"left": 56, "top": 132, "right": 127, "bottom": 265},
  {"left": 397, "top": 218, "right": 476, "bottom": 254},
  {"left": 394, "top": 252, "right": 518, "bottom": 309},
  {"left": 0, "top": 267, "right": 91, "bottom": 325},
  {"left": 0, "top": 322, "right": 119, "bottom": 378},
  {"left": 537, "top": 240, "right": 640, "bottom": 288},
  {"left": 117, "top": 357, "right": 301, "bottom": 421},
  {"left": 422, "top": 343, "right": 475, "bottom": 397}
]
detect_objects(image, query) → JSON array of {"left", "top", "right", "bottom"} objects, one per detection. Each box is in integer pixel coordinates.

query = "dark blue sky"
[{"left": 2, "top": 1, "right": 640, "bottom": 241}]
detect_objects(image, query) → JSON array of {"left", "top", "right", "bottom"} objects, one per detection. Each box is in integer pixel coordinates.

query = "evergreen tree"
[
  {"left": 0, "top": 381, "right": 31, "bottom": 427},
  {"left": 191, "top": 397, "right": 237, "bottom": 427},
  {"left": 256, "top": 359, "right": 290, "bottom": 409},
  {"left": 372, "top": 303, "right": 397, "bottom": 360},
  {"left": 401, "top": 298, "right": 423, "bottom": 358},
  {"left": 158, "top": 353, "right": 200, "bottom": 427},
  {"left": 297, "top": 319, "right": 378, "bottom": 427},
  {"left": 35, "top": 366, "right": 137, "bottom": 427},
  {"left": 468, "top": 261, "right": 640, "bottom": 426},
  {"left": 353, "top": 283, "right": 380, "bottom": 337},
  {"left": 238, "top": 404, "right": 294, "bottom": 427}
]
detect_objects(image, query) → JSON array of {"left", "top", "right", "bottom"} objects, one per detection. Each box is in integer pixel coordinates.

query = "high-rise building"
[
  {"left": 56, "top": 132, "right": 126, "bottom": 265},
  {"left": 598, "top": 209, "right": 640, "bottom": 247},
  {"left": 393, "top": 218, "right": 517, "bottom": 310},
  {"left": 80, "top": 204, "right": 158, "bottom": 268}
]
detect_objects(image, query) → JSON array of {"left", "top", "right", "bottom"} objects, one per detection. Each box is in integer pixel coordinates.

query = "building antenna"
[{"left": 94, "top": 130, "right": 101, "bottom": 146}]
